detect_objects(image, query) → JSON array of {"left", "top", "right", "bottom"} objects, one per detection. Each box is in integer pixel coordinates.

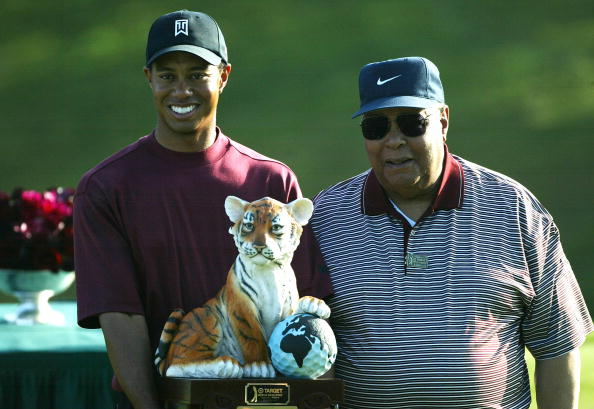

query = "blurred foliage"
[{"left": 0, "top": 0, "right": 592, "bottom": 305}]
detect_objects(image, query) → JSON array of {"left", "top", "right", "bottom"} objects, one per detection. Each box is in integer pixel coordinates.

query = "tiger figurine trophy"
[{"left": 155, "top": 196, "right": 343, "bottom": 409}]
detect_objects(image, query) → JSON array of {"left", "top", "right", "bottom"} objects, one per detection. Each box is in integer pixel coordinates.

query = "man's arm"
[
  {"left": 534, "top": 348, "right": 580, "bottom": 409},
  {"left": 99, "top": 312, "right": 162, "bottom": 409}
]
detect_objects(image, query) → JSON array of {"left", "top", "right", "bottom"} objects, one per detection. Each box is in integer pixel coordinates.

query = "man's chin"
[
  {"left": 166, "top": 123, "right": 201, "bottom": 135},
  {"left": 161, "top": 114, "right": 210, "bottom": 134}
]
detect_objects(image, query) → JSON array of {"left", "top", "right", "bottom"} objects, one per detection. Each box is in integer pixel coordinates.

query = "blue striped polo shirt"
[{"left": 311, "top": 150, "right": 593, "bottom": 409}]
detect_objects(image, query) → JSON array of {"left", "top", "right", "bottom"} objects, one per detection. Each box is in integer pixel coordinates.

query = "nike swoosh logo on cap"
[{"left": 376, "top": 74, "right": 402, "bottom": 85}]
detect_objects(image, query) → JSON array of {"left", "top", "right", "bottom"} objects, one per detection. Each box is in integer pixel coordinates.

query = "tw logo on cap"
[{"left": 174, "top": 19, "right": 189, "bottom": 36}]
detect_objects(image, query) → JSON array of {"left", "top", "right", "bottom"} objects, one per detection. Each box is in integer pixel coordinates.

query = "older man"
[{"left": 311, "top": 57, "right": 592, "bottom": 409}]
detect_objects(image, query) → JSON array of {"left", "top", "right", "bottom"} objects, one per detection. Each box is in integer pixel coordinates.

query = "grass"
[{"left": 525, "top": 333, "right": 594, "bottom": 408}]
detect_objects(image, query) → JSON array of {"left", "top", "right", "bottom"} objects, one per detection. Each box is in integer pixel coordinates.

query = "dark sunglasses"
[{"left": 360, "top": 113, "right": 432, "bottom": 140}]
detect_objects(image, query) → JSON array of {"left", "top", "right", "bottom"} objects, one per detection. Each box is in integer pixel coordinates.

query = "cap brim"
[
  {"left": 352, "top": 95, "right": 442, "bottom": 118},
  {"left": 146, "top": 45, "right": 223, "bottom": 67}
]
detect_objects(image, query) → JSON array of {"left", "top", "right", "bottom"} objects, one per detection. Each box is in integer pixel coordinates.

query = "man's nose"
[
  {"left": 384, "top": 121, "right": 406, "bottom": 147},
  {"left": 173, "top": 80, "right": 193, "bottom": 97}
]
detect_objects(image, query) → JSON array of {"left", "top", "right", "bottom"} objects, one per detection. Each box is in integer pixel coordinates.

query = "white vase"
[{"left": 0, "top": 269, "right": 75, "bottom": 326}]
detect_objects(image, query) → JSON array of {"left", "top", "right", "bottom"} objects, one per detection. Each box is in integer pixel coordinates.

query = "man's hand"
[
  {"left": 535, "top": 348, "right": 580, "bottom": 409},
  {"left": 100, "top": 312, "right": 163, "bottom": 409}
]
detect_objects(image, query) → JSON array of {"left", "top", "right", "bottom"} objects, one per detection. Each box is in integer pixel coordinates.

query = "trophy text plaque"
[{"left": 159, "top": 377, "right": 343, "bottom": 409}]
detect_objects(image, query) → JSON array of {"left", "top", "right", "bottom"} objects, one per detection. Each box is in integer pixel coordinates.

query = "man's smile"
[
  {"left": 385, "top": 157, "right": 413, "bottom": 168},
  {"left": 169, "top": 104, "right": 198, "bottom": 115}
]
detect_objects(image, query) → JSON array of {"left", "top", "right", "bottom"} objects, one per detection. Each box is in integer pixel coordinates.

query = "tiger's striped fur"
[{"left": 154, "top": 196, "right": 330, "bottom": 378}]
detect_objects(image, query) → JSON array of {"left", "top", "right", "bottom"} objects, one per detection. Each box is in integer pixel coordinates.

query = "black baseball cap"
[
  {"left": 145, "top": 10, "right": 228, "bottom": 67},
  {"left": 352, "top": 57, "right": 444, "bottom": 118}
]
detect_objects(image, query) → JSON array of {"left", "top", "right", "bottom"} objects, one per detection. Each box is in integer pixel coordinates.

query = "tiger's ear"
[
  {"left": 286, "top": 198, "right": 314, "bottom": 226},
  {"left": 225, "top": 196, "right": 249, "bottom": 223}
]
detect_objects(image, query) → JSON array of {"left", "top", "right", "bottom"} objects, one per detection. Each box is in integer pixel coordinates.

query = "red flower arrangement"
[{"left": 0, "top": 187, "right": 75, "bottom": 272}]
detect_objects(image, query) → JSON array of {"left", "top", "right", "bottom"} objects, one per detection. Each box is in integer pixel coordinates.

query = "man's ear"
[
  {"left": 219, "top": 64, "right": 232, "bottom": 94},
  {"left": 143, "top": 66, "right": 153, "bottom": 88},
  {"left": 440, "top": 105, "right": 449, "bottom": 142}
]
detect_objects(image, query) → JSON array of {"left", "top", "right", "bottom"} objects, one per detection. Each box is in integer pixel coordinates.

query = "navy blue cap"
[
  {"left": 146, "top": 10, "right": 228, "bottom": 67},
  {"left": 352, "top": 57, "right": 444, "bottom": 118}
]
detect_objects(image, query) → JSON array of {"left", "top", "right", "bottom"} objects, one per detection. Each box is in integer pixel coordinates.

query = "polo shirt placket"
[{"left": 361, "top": 146, "right": 464, "bottom": 275}]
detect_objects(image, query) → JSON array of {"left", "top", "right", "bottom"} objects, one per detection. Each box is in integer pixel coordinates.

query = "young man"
[
  {"left": 311, "top": 56, "right": 593, "bottom": 409},
  {"left": 74, "top": 10, "right": 331, "bottom": 409}
]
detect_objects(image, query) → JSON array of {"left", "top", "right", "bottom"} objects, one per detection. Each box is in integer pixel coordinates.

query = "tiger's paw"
[
  {"left": 243, "top": 361, "right": 276, "bottom": 378},
  {"left": 166, "top": 356, "right": 244, "bottom": 378},
  {"left": 296, "top": 296, "right": 331, "bottom": 319}
]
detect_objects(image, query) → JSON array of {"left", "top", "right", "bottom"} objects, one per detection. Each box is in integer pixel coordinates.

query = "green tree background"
[{"left": 1, "top": 0, "right": 592, "bottom": 307}]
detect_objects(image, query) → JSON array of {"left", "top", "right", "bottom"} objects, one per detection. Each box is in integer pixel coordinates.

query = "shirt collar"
[{"left": 361, "top": 144, "right": 464, "bottom": 216}]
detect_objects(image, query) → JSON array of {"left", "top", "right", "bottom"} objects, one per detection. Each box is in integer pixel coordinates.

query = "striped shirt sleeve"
[{"left": 520, "top": 197, "right": 593, "bottom": 359}]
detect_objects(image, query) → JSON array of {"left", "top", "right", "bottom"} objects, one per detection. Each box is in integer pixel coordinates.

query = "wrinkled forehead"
[{"left": 243, "top": 199, "right": 286, "bottom": 223}]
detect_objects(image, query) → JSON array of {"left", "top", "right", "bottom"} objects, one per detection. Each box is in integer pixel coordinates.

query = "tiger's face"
[{"left": 225, "top": 196, "right": 313, "bottom": 266}]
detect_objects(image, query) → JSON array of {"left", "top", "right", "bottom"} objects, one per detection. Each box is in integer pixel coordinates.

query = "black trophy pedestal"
[{"left": 158, "top": 377, "right": 343, "bottom": 409}]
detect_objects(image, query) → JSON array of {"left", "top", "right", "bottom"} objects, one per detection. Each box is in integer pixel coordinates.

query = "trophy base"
[{"left": 158, "top": 377, "right": 343, "bottom": 409}]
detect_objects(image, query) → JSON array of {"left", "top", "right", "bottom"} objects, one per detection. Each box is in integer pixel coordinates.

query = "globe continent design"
[{"left": 268, "top": 313, "right": 337, "bottom": 379}]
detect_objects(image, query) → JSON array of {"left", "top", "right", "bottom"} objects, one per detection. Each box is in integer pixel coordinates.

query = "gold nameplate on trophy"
[{"left": 244, "top": 382, "right": 290, "bottom": 405}]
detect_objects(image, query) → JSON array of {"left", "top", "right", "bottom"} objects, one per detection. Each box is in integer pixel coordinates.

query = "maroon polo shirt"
[{"left": 74, "top": 129, "right": 332, "bottom": 354}]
